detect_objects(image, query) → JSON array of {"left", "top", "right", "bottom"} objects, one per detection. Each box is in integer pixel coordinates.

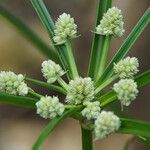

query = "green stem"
[
  {"left": 28, "top": 89, "right": 42, "bottom": 99},
  {"left": 95, "top": 36, "right": 112, "bottom": 82},
  {"left": 25, "top": 77, "right": 66, "bottom": 94},
  {"left": 57, "top": 77, "right": 68, "bottom": 91},
  {"left": 65, "top": 40, "right": 79, "bottom": 79},
  {"left": 81, "top": 127, "right": 93, "bottom": 150},
  {"left": 94, "top": 75, "right": 118, "bottom": 95}
]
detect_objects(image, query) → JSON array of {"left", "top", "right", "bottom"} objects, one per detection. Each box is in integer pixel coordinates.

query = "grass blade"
[
  {"left": 0, "top": 93, "right": 36, "bottom": 109},
  {"left": 119, "top": 118, "right": 150, "bottom": 138},
  {"left": 0, "top": 5, "right": 58, "bottom": 61},
  {"left": 31, "top": 0, "right": 73, "bottom": 79},
  {"left": 96, "top": 7, "right": 150, "bottom": 86},
  {"left": 88, "top": 0, "right": 112, "bottom": 79},
  {"left": 32, "top": 106, "right": 82, "bottom": 150}
]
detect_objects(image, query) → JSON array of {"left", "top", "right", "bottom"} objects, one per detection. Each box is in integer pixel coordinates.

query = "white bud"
[
  {"left": 95, "top": 111, "right": 120, "bottom": 139},
  {"left": 114, "top": 57, "right": 139, "bottom": 78},
  {"left": 0, "top": 71, "right": 28, "bottom": 96},
  {"left": 81, "top": 101, "right": 101, "bottom": 120},
  {"left": 113, "top": 79, "right": 138, "bottom": 106},
  {"left": 36, "top": 96, "right": 65, "bottom": 119},
  {"left": 66, "top": 77, "right": 94, "bottom": 105},
  {"left": 53, "top": 13, "right": 77, "bottom": 45},
  {"left": 41, "top": 60, "right": 64, "bottom": 83},
  {"left": 96, "top": 7, "right": 124, "bottom": 37}
]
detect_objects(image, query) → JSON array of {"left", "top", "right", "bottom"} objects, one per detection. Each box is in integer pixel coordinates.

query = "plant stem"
[
  {"left": 65, "top": 40, "right": 79, "bottom": 79},
  {"left": 57, "top": 77, "right": 68, "bottom": 91},
  {"left": 25, "top": 77, "right": 66, "bottom": 94},
  {"left": 81, "top": 127, "right": 93, "bottom": 150},
  {"left": 28, "top": 89, "right": 42, "bottom": 99},
  {"left": 96, "top": 36, "right": 112, "bottom": 82},
  {"left": 94, "top": 75, "right": 118, "bottom": 95}
]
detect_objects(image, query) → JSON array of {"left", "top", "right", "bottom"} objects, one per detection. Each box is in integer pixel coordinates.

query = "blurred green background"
[{"left": 0, "top": 0, "right": 150, "bottom": 150}]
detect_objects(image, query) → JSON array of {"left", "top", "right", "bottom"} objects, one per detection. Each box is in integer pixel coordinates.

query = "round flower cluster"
[
  {"left": 41, "top": 60, "right": 64, "bottom": 83},
  {"left": 94, "top": 111, "right": 121, "bottom": 139},
  {"left": 113, "top": 79, "right": 138, "bottom": 106},
  {"left": 114, "top": 57, "right": 139, "bottom": 79},
  {"left": 81, "top": 101, "right": 101, "bottom": 120},
  {"left": 36, "top": 96, "right": 65, "bottom": 119},
  {"left": 53, "top": 13, "right": 77, "bottom": 45},
  {"left": 96, "top": 7, "right": 124, "bottom": 37},
  {"left": 66, "top": 77, "right": 94, "bottom": 105},
  {"left": 0, "top": 71, "right": 28, "bottom": 96}
]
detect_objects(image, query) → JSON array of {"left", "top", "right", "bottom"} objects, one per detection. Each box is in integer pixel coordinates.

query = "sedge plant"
[{"left": 0, "top": 0, "right": 150, "bottom": 150}]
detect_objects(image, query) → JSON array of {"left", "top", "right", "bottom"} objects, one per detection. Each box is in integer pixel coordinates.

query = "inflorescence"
[
  {"left": 66, "top": 77, "right": 95, "bottom": 105},
  {"left": 53, "top": 13, "right": 77, "bottom": 45},
  {"left": 36, "top": 96, "right": 65, "bottom": 119},
  {"left": 0, "top": 71, "right": 28, "bottom": 96},
  {"left": 0, "top": 6, "right": 141, "bottom": 140},
  {"left": 113, "top": 56, "right": 139, "bottom": 107},
  {"left": 41, "top": 60, "right": 65, "bottom": 83},
  {"left": 96, "top": 7, "right": 124, "bottom": 37}
]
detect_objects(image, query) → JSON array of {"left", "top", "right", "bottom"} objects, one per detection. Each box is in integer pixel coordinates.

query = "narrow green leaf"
[
  {"left": 0, "top": 93, "right": 36, "bottom": 109},
  {"left": 32, "top": 106, "right": 82, "bottom": 150},
  {"left": 119, "top": 118, "right": 150, "bottom": 138},
  {"left": 31, "top": 0, "right": 72, "bottom": 79},
  {"left": 31, "top": 0, "right": 55, "bottom": 38},
  {"left": 25, "top": 77, "right": 66, "bottom": 94},
  {"left": 96, "top": 7, "right": 150, "bottom": 86},
  {"left": 135, "top": 70, "right": 150, "bottom": 87},
  {"left": 0, "top": 5, "right": 58, "bottom": 61},
  {"left": 88, "top": 0, "right": 112, "bottom": 79},
  {"left": 99, "top": 70, "right": 150, "bottom": 107}
]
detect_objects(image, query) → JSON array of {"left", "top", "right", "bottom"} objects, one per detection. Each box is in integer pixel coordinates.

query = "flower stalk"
[{"left": 81, "top": 127, "right": 93, "bottom": 150}]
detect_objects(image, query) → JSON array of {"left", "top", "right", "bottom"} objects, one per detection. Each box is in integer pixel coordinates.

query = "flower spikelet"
[
  {"left": 96, "top": 7, "right": 124, "bottom": 37},
  {"left": 114, "top": 57, "right": 139, "bottom": 78},
  {"left": 81, "top": 101, "right": 101, "bottom": 120},
  {"left": 66, "top": 77, "right": 94, "bottom": 105},
  {"left": 53, "top": 13, "right": 77, "bottom": 44},
  {"left": 41, "top": 60, "right": 64, "bottom": 83},
  {"left": 36, "top": 96, "right": 65, "bottom": 119},
  {"left": 0, "top": 71, "right": 28, "bottom": 96},
  {"left": 113, "top": 79, "right": 138, "bottom": 106},
  {"left": 95, "top": 111, "right": 120, "bottom": 139}
]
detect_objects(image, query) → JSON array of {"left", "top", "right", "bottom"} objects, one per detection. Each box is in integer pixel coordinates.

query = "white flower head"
[
  {"left": 66, "top": 77, "right": 94, "bottom": 105},
  {"left": 0, "top": 71, "right": 28, "bottom": 96},
  {"left": 95, "top": 111, "right": 120, "bottom": 139},
  {"left": 81, "top": 101, "right": 101, "bottom": 120},
  {"left": 41, "top": 60, "right": 64, "bottom": 83},
  {"left": 36, "top": 96, "right": 65, "bottom": 119},
  {"left": 113, "top": 79, "right": 138, "bottom": 106},
  {"left": 114, "top": 57, "right": 139, "bottom": 79},
  {"left": 96, "top": 7, "right": 124, "bottom": 37},
  {"left": 53, "top": 13, "right": 77, "bottom": 45}
]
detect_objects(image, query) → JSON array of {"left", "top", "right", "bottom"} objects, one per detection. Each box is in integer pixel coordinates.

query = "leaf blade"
[
  {"left": 0, "top": 93, "right": 36, "bottom": 109},
  {"left": 31, "top": 0, "right": 72, "bottom": 79},
  {"left": 119, "top": 118, "right": 150, "bottom": 138}
]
